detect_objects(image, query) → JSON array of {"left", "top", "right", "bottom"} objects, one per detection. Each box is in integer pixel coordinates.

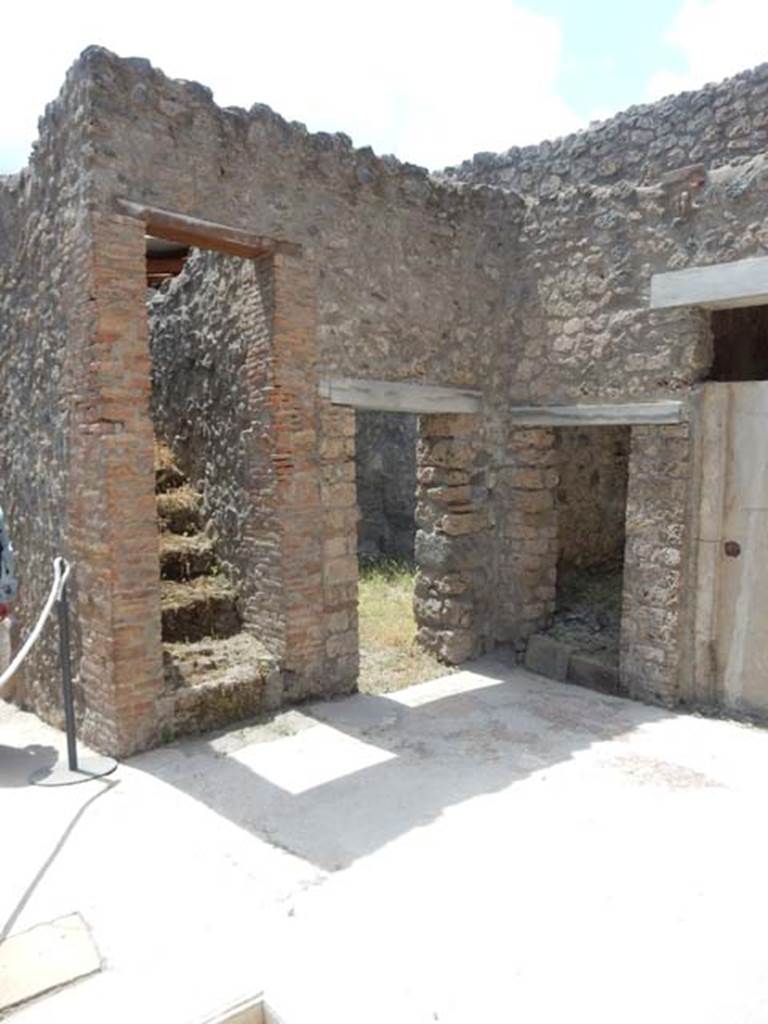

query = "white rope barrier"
[{"left": 0, "top": 557, "right": 70, "bottom": 695}]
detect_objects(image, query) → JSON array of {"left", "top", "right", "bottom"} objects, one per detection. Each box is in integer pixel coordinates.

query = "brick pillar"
[
  {"left": 414, "top": 413, "right": 493, "bottom": 663},
  {"left": 319, "top": 401, "right": 359, "bottom": 692},
  {"left": 269, "top": 253, "right": 326, "bottom": 700},
  {"left": 621, "top": 423, "right": 691, "bottom": 705},
  {"left": 72, "top": 213, "right": 164, "bottom": 755},
  {"left": 494, "top": 427, "right": 558, "bottom": 650}
]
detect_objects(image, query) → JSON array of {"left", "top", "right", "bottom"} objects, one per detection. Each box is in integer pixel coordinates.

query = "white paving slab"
[{"left": 0, "top": 913, "right": 100, "bottom": 1012}]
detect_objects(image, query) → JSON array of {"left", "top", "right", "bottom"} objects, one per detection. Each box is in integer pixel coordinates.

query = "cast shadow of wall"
[{"left": 133, "top": 660, "right": 674, "bottom": 873}]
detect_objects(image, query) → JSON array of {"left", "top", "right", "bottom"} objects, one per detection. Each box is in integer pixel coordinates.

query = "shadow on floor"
[
  {"left": 132, "top": 658, "right": 674, "bottom": 873},
  {"left": 0, "top": 744, "right": 58, "bottom": 788}
]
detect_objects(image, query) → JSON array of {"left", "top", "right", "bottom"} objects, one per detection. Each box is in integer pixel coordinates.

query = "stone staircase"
[{"left": 155, "top": 444, "right": 276, "bottom": 737}]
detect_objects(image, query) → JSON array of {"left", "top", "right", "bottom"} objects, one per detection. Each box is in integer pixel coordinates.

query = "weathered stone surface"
[
  {"left": 443, "top": 62, "right": 768, "bottom": 195},
  {"left": 524, "top": 634, "right": 573, "bottom": 682},
  {"left": 567, "top": 654, "right": 621, "bottom": 696},
  {"left": 5, "top": 46, "right": 768, "bottom": 752}
]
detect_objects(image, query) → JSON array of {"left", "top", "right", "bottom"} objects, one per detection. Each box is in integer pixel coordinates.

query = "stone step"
[
  {"left": 524, "top": 633, "right": 620, "bottom": 695},
  {"left": 154, "top": 442, "right": 187, "bottom": 493},
  {"left": 163, "top": 633, "right": 277, "bottom": 737},
  {"left": 157, "top": 484, "right": 203, "bottom": 535},
  {"left": 160, "top": 532, "right": 216, "bottom": 580},
  {"left": 161, "top": 576, "right": 241, "bottom": 643},
  {"left": 156, "top": 463, "right": 186, "bottom": 494}
]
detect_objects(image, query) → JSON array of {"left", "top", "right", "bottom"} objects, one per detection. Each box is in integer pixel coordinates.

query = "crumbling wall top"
[{"left": 443, "top": 62, "right": 768, "bottom": 195}]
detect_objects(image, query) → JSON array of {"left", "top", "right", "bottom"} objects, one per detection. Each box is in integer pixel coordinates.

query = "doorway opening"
[
  {"left": 708, "top": 305, "right": 768, "bottom": 381},
  {"left": 545, "top": 425, "right": 631, "bottom": 671},
  {"left": 353, "top": 410, "right": 451, "bottom": 694},
  {"left": 144, "top": 238, "right": 275, "bottom": 733},
  {"left": 356, "top": 410, "right": 417, "bottom": 563}
]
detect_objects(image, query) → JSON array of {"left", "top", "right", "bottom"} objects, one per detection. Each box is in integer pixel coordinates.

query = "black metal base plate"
[{"left": 30, "top": 754, "right": 118, "bottom": 786}]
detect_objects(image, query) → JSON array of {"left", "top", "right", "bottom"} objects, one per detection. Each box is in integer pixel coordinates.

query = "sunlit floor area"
[
  {"left": 3, "top": 663, "right": 768, "bottom": 1023},
  {"left": 357, "top": 560, "right": 454, "bottom": 694}
]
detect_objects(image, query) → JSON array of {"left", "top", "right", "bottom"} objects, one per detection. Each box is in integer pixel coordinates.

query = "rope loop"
[{"left": 0, "top": 558, "right": 71, "bottom": 694}]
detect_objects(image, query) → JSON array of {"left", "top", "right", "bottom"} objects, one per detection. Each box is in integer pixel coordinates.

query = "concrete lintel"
[
  {"left": 115, "top": 198, "right": 302, "bottom": 259},
  {"left": 319, "top": 376, "right": 483, "bottom": 414},
  {"left": 651, "top": 256, "right": 768, "bottom": 310},
  {"left": 508, "top": 400, "right": 684, "bottom": 426}
]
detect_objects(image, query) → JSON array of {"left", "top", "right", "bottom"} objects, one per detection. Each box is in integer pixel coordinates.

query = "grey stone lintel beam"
[
  {"left": 115, "top": 198, "right": 303, "bottom": 259},
  {"left": 319, "top": 376, "right": 483, "bottom": 414},
  {"left": 651, "top": 256, "right": 768, "bottom": 310},
  {"left": 508, "top": 401, "right": 684, "bottom": 426}
]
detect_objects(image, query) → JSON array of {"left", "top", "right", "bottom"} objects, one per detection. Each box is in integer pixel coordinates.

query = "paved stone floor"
[{"left": 2, "top": 660, "right": 768, "bottom": 1023}]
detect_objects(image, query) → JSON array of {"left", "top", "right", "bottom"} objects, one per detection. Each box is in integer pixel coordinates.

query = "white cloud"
[
  {"left": 648, "top": 0, "right": 768, "bottom": 100},
  {"left": 0, "top": 0, "right": 582, "bottom": 174}
]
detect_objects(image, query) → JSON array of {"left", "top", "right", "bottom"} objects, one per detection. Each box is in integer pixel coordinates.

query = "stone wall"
[
  {"left": 494, "top": 428, "right": 558, "bottom": 649},
  {"left": 319, "top": 402, "right": 359, "bottom": 692},
  {"left": 414, "top": 414, "right": 493, "bottom": 662},
  {"left": 0, "top": 62, "right": 101, "bottom": 735},
  {"left": 621, "top": 425, "right": 692, "bottom": 705},
  {"left": 445, "top": 63, "right": 768, "bottom": 194},
  {"left": 355, "top": 411, "right": 417, "bottom": 561},
  {"left": 8, "top": 47, "right": 768, "bottom": 748},
  {"left": 555, "top": 427, "right": 630, "bottom": 570},
  {"left": 0, "top": 175, "right": 20, "bottom": 264},
  {"left": 80, "top": 48, "right": 523, "bottom": 395}
]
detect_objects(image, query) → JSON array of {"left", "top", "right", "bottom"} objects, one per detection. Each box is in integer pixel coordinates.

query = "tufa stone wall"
[
  {"left": 355, "top": 410, "right": 417, "bottom": 561},
  {"left": 414, "top": 414, "right": 493, "bottom": 663},
  {"left": 445, "top": 63, "right": 768, "bottom": 194},
  {"left": 80, "top": 47, "right": 523, "bottom": 395},
  {"left": 0, "top": 175, "right": 21, "bottom": 264},
  {"left": 494, "top": 428, "right": 558, "bottom": 649},
  {"left": 8, "top": 47, "right": 768, "bottom": 749},
  {"left": 319, "top": 402, "right": 360, "bottom": 691},
  {"left": 0, "top": 64, "right": 119, "bottom": 742},
  {"left": 621, "top": 425, "right": 691, "bottom": 705}
]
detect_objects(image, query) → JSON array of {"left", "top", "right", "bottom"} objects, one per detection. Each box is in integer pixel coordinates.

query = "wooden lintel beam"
[
  {"left": 508, "top": 401, "right": 685, "bottom": 426},
  {"left": 116, "top": 198, "right": 303, "bottom": 259},
  {"left": 319, "top": 376, "right": 483, "bottom": 414}
]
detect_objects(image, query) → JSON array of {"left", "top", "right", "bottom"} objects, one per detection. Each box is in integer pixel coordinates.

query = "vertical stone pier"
[{"left": 414, "top": 413, "right": 493, "bottom": 663}]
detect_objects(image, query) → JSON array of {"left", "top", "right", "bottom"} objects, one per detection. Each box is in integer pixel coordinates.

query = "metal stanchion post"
[
  {"left": 30, "top": 562, "right": 118, "bottom": 786},
  {"left": 58, "top": 577, "right": 79, "bottom": 772}
]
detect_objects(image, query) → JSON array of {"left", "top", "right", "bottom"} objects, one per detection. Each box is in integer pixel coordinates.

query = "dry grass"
[{"left": 357, "top": 559, "right": 455, "bottom": 695}]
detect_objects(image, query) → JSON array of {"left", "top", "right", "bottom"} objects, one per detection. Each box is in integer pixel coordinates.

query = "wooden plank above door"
[
  {"left": 115, "top": 198, "right": 302, "bottom": 258},
  {"left": 318, "top": 376, "right": 483, "bottom": 414}
]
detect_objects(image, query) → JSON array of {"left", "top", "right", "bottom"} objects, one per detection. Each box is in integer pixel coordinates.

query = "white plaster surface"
[
  {"left": 695, "top": 382, "right": 768, "bottom": 715},
  {"left": 2, "top": 662, "right": 768, "bottom": 1023}
]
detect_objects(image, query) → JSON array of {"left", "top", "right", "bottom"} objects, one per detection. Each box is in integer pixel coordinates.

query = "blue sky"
[
  {"left": 534, "top": 0, "right": 686, "bottom": 121},
  {"left": 2, "top": 0, "right": 767, "bottom": 174}
]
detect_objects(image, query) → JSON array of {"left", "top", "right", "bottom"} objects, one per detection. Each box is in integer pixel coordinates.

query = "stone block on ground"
[
  {"left": 567, "top": 653, "right": 620, "bottom": 695},
  {"left": 524, "top": 634, "right": 573, "bottom": 681}
]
